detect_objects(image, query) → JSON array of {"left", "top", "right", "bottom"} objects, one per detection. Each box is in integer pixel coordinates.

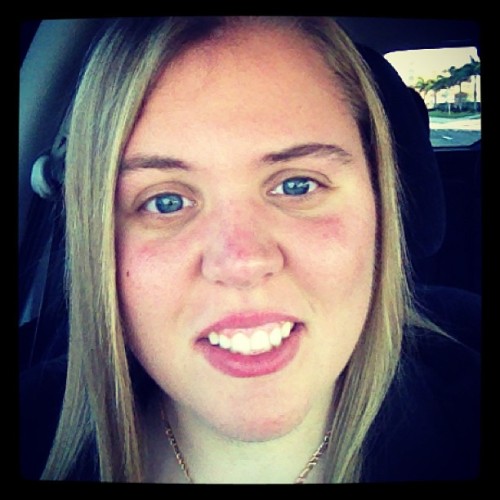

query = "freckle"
[{"left": 126, "top": 270, "right": 130, "bottom": 277}]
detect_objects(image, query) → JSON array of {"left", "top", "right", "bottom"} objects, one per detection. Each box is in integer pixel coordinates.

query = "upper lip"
[{"left": 197, "top": 311, "right": 302, "bottom": 340}]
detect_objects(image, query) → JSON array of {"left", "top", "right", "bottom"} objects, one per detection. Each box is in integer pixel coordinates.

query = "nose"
[{"left": 201, "top": 205, "right": 284, "bottom": 289}]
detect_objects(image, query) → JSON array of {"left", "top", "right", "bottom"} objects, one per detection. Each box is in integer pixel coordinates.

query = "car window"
[{"left": 385, "top": 47, "right": 481, "bottom": 148}]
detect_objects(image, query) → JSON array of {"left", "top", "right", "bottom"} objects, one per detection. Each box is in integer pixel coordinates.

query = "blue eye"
[
  {"left": 143, "top": 193, "right": 194, "bottom": 214},
  {"left": 272, "top": 177, "right": 319, "bottom": 196}
]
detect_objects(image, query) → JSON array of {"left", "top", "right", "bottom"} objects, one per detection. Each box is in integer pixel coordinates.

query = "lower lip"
[{"left": 197, "top": 325, "right": 303, "bottom": 378}]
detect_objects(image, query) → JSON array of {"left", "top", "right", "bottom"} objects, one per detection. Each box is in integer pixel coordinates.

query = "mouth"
[
  {"left": 196, "top": 314, "right": 304, "bottom": 378},
  {"left": 205, "top": 320, "right": 297, "bottom": 356}
]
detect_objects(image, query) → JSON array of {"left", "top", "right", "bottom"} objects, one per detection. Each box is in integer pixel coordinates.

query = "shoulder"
[
  {"left": 19, "top": 355, "right": 67, "bottom": 480},
  {"left": 363, "top": 328, "right": 480, "bottom": 482}
]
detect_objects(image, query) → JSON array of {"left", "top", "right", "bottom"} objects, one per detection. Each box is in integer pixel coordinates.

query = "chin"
[{"left": 205, "top": 399, "right": 311, "bottom": 443}]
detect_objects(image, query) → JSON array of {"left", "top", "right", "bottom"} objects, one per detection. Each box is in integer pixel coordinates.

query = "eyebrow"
[
  {"left": 121, "top": 155, "right": 190, "bottom": 172},
  {"left": 261, "top": 142, "right": 353, "bottom": 164},
  {"left": 120, "top": 142, "right": 353, "bottom": 172}
]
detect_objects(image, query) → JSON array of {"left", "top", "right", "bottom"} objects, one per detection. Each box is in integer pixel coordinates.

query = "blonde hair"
[{"left": 43, "top": 17, "right": 421, "bottom": 482}]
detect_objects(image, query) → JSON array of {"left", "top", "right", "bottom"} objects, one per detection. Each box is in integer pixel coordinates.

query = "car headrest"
[{"left": 357, "top": 45, "right": 446, "bottom": 260}]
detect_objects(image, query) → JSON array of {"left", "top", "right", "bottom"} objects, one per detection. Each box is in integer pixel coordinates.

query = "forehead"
[{"left": 125, "top": 24, "right": 362, "bottom": 161}]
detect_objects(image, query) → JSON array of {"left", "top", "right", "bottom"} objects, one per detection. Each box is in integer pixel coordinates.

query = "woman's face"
[{"left": 115, "top": 26, "right": 377, "bottom": 441}]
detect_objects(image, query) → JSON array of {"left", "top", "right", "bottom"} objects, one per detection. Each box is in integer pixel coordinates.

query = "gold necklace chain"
[{"left": 161, "top": 408, "right": 331, "bottom": 484}]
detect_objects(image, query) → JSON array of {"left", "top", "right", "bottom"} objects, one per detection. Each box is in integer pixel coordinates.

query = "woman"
[{"left": 23, "top": 16, "right": 479, "bottom": 483}]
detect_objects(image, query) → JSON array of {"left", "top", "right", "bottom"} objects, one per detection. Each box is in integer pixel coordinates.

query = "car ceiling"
[
  {"left": 336, "top": 17, "right": 479, "bottom": 54},
  {"left": 18, "top": 17, "right": 480, "bottom": 248}
]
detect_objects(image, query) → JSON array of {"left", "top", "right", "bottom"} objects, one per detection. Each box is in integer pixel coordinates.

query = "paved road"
[
  {"left": 429, "top": 115, "right": 481, "bottom": 147},
  {"left": 430, "top": 129, "right": 481, "bottom": 147}
]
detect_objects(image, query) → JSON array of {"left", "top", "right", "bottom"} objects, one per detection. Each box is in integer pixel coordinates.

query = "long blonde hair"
[{"left": 43, "top": 16, "right": 418, "bottom": 482}]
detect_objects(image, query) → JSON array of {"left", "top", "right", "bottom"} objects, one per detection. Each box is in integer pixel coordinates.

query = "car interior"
[{"left": 19, "top": 17, "right": 481, "bottom": 372}]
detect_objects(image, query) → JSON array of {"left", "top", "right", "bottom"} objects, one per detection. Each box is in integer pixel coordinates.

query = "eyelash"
[{"left": 141, "top": 176, "right": 324, "bottom": 216}]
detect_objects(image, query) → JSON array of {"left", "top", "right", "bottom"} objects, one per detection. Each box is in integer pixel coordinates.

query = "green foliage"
[
  {"left": 411, "top": 58, "right": 480, "bottom": 111},
  {"left": 412, "top": 58, "right": 480, "bottom": 94}
]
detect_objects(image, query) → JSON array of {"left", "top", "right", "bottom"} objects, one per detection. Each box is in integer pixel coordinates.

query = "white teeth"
[
  {"left": 282, "top": 321, "right": 293, "bottom": 338},
  {"left": 269, "top": 326, "right": 283, "bottom": 347},
  {"left": 208, "top": 332, "right": 219, "bottom": 345},
  {"left": 219, "top": 334, "right": 231, "bottom": 350},
  {"left": 206, "top": 321, "right": 295, "bottom": 356},
  {"left": 250, "top": 330, "right": 271, "bottom": 352},
  {"left": 230, "top": 332, "right": 250, "bottom": 354}
]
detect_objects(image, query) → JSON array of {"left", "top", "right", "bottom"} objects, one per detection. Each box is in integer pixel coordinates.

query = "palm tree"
[
  {"left": 444, "top": 61, "right": 480, "bottom": 112},
  {"left": 431, "top": 75, "right": 451, "bottom": 112},
  {"left": 444, "top": 66, "right": 464, "bottom": 111},
  {"left": 414, "top": 76, "right": 431, "bottom": 105},
  {"left": 411, "top": 57, "right": 480, "bottom": 113},
  {"left": 462, "top": 57, "right": 481, "bottom": 111},
  {"left": 413, "top": 76, "right": 441, "bottom": 109}
]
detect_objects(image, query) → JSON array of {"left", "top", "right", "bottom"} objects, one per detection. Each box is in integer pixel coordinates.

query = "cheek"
[
  {"left": 115, "top": 231, "right": 199, "bottom": 381},
  {"left": 286, "top": 200, "right": 377, "bottom": 332},
  {"left": 311, "top": 213, "right": 347, "bottom": 241},
  {"left": 116, "top": 241, "right": 154, "bottom": 347},
  {"left": 117, "top": 224, "right": 193, "bottom": 285},
  {"left": 115, "top": 231, "right": 190, "bottom": 330},
  {"left": 291, "top": 209, "right": 376, "bottom": 277},
  {"left": 117, "top": 239, "right": 156, "bottom": 302},
  {"left": 292, "top": 208, "right": 377, "bottom": 366}
]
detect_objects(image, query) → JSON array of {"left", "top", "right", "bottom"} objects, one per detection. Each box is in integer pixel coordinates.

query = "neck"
[{"left": 150, "top": 393, "right": 332, "bottom": 484}]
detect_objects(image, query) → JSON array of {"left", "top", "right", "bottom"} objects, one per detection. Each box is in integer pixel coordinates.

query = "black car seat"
[{"left": 357, "top": 45, "right": 481, "bottom": 353}]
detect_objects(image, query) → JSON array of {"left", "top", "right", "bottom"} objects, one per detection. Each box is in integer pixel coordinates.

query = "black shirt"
[{"left": 363, "top": 330, "right": 480, "bottom": 482}]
